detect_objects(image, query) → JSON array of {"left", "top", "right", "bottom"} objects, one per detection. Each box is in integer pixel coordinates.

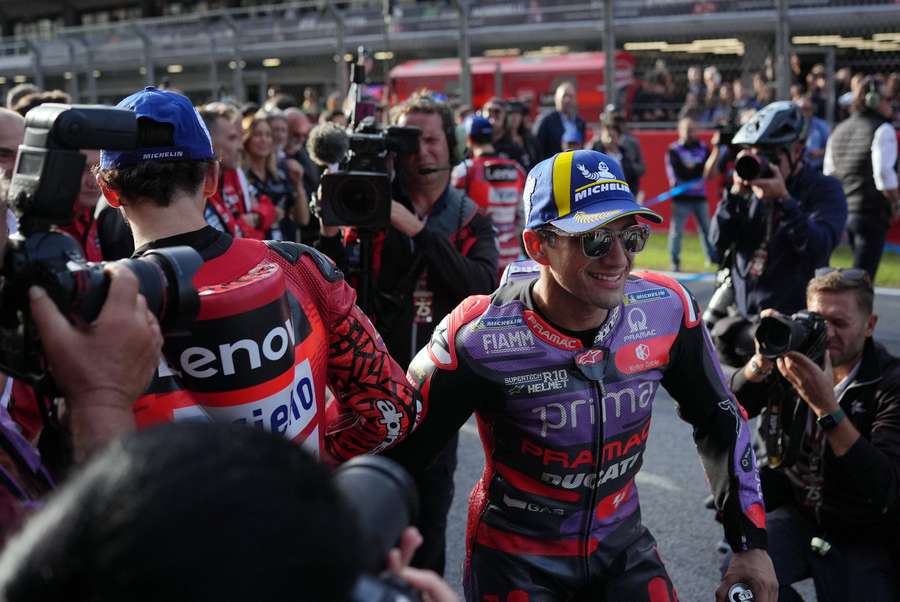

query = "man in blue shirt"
[{"left": 798, "top": 96, "right": 829, "bottom": 172}]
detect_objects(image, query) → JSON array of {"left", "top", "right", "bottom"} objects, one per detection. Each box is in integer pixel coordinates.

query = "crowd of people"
[{"left": 0, "top": 57, "right": 896, "bottom": 602}]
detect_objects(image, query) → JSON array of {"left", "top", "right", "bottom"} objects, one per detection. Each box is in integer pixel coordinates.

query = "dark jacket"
[
  {"left": 732, "top": 338, "right": 900, "bottom": 544},
  {"left": 533, "top": 111, "right": 586, "bottom": 162},
  {"left": 316, "top": 185, "right": 498, "bottom": 364},
  {"left": 709, "top": 164, "right": 847, "bottom": 318},
  {"left": 828, "top": 111, "right": 890, "bottom": 217}
]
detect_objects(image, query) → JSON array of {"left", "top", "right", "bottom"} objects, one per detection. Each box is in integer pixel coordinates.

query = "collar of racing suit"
[{"left": 132, "top": 225, "right": 232, "bottom": 261}]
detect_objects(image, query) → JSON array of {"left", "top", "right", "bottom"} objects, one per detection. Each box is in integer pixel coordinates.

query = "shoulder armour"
[
  {"left": 429, "top": 295, "right": 491, "bottom": 370},
  {"left": 631, "top": 271, "right": 701, "bottom": 329},
  {"left": 264, "top": 240, "right": 343, "bottom": 282}
]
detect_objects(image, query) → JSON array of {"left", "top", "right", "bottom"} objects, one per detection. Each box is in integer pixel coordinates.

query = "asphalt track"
[{"left": 441, "top": 275, "right": 900, "bottom": 601}]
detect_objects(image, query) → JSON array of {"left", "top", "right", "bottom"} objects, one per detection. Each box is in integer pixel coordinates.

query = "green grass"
[{"left": 633, "top": 232, "right": 900, "bottom": 288}]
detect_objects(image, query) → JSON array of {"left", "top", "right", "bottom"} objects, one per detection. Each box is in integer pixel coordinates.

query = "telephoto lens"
[{"left": 734, "top": 154, "right": 771, "bottom": 181}]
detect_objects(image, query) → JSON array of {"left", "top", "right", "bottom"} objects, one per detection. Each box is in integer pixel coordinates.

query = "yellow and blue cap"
[{"left": 524, "top": 150, "right": 662, "bottom": 234}]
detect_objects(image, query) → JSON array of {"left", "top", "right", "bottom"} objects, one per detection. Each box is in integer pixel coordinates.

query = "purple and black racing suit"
[{"left": 386, "top": 262, "right": 767, "bottom": 602}]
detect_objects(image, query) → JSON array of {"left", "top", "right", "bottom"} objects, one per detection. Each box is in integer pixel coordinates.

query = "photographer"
[
  {"left": 94, "top": 87, "right": 420, "bottom": 463},
  {"left": 708, "top": 101, "right": 847, "bottom": 366},
  {"left": 316, "top": 91, "right": 498, "bottom": 574},
  {"left": 0, "top": 422, "right": 460, "bottom": 602},
  {"left": 729, "top": 268, "right": 900, "bottom": 601}
]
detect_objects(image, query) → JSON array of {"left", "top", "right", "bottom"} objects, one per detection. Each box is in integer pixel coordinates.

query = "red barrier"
[{"left": 631, "top": 129, "right": 900, "bottom": 244}]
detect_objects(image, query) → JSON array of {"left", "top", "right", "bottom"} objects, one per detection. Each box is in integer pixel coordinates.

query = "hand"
[
  {"left": 29, "top": 264, "right": 163, "bottom": 460},
  {"left": 749, "top": 163, "right": 789, "bottom": 202},
  {"left": 386, "top": 527, "right": 460, "bottom": 602},
  {"left": 390, "top": 201, "right": 425, "bottom": 237},
  {"left": 776, "top": 351, "right": 837, "bottom": 417},
  {"left": 717, "top": 548, "right": 778, "bottom": 602}
]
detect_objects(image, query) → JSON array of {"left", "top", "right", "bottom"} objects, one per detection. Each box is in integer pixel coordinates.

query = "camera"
[
  {"left": 755, "top": 310, "right": 828, "bottom": 365},
  {"left": 0, "top": 103, "right": 202, "bottom": 394},
  {"left": 734, "top": 154, "right": 772, "bottom": 181},
  {"left": 319, "top": 57, "right": 420, "bottom": 229},
  {"left": 320, "top": 118, "right": 420, "bottom": 228},
  {"left": 335, "top": 456, "right": 422, "bottom": 602},
  {"left": 715, "top": 122, "right": 739, "bottom": 146}
]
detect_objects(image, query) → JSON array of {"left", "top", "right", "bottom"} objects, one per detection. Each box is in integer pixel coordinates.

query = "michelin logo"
[
  {"left": 476, "top": 316, "right": 525, "bottom": 330},
  {"left": 577, "top": 161, "right": 617, "bottom": 181},
  {"left": 624, "top": 288, "right": 669, "bottom": 305}
]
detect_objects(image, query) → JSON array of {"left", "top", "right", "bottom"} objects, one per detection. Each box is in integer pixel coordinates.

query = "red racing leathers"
[
  {"left": 133, "top": 226, "right": 421, "bottom": 463},
  {"left": 452, "top": 155, "right": 526, "bottom": 275},
  {"left": 386, "top": 262, "right": 767, "bottom": 601}
]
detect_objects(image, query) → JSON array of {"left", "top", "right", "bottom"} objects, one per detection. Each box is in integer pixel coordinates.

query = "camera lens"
[
  {"left": 116, "top": 246, "right": 202, "bottom": 334},
  {"left": 755, "top": 315, "right": 795, "bottom": 358},
  {"left": 734, "top": 155, "right": 764, "bottom": 181}
]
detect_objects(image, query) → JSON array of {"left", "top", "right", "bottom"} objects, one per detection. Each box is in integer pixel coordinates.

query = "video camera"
[
  {"left": 0, "top": 103, "right": 202, "bottom": 395},
  {"left": 334, "top": 456, "right": 423, "bottom": 602},
  {"left": 318, "top": 53, "right": 420, "bottom": 229}
]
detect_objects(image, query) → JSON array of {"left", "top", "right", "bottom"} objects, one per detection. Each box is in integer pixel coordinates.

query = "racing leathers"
[
  {"left": 132, "top": 226, "right": 421, "bottom": 463},
  {"left": 452, "top": 155, "right": 526, "bottom": 275},
  {"left": 386, "top": 263, "right": 767, "bottom": 601}
]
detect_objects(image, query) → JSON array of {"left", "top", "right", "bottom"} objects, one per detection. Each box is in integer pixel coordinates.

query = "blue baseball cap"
[
  {"left": 465, "top": 115, "right": 493, "bottom": 138},
  {"left": 524, "top": 150, "right": 662, "bottom": 234},
  {"left": 100, "top": 87, "right": 215, "bottom": 170}
]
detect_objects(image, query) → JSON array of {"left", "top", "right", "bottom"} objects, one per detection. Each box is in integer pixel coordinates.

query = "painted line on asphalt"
[{"left": 635, "top": 471, "right": 683, "bottom": 492}]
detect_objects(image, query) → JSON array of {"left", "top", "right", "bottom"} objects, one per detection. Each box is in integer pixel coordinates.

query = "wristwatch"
[{"left": 816, "top": 408, "right": 846, "bottom": 431}]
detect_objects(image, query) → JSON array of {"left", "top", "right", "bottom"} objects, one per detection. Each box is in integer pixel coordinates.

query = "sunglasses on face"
[{"left": 548, "top": 224, "right": 651, "bottom": 258}]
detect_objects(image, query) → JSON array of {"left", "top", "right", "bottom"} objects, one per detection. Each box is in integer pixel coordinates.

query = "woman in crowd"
[{"left": 242, "top": 113, "right": 310, "bottom": 242}]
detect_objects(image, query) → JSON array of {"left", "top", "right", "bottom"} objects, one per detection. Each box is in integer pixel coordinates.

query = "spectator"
[
  {"left": 797, "top": 95, "right": 829, "bottom": 172},
  {"left": 266, "top": 110, "right": 290, "bottom": 159},
  {"left": 320, "top": 109, "right": 348, "bottom": 127},
  {"left": 0, "top": 109, "right": 24, "bottom": 179},
  {"left": 533, "top": 82, "right": 585, "bottom": 160},
  {"left": 825, "top": 76, "right": 899, "bottom": 279},
  {"left": 687, "top": 65, "right": 706, "bottom": 98},
  {"left": 591, "top": 121, "right": 640, "bottom": 194},
  {"left": 733, "top": 78, "right": 758, "bottom": 112},
  {"left": 601, "top": 105, "right": 646, "bottom": 195},
  {"left": 242, "top": 113, "right": 309, "bottom": 241},
  {"left": 505, "top": 99, "right": 539, "bottom": 170},
  {"left": 679, "top": 91, "right": 705, "bottom": 121},
  {"left": 451, "top": 115, "right": 526, "bottom": 275},
  {"left": 561, "top": 128, "right": 583, "bottom": 151},
  {"left": 703, "top": 82, "right": 738, "bottom": 125},
  {"left": 665, "top": 117, "right": 716, "bottom": 272},
  {"left": 11, "top": 90, "right": 70, "bottom": 118},
  {"left": 4, "top": 84, "right": 39, "bottom": 112},
  {"left": 58, "top": 150, "right": 104, "bottom": 260},
  {"left": 481, "top": 97, "right": 528, "bottom": 169}
]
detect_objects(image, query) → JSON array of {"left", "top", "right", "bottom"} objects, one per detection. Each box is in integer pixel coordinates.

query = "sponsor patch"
[
  {"left": 624, "top": 288, "right": 670, "bottom": 305},
  {"left": 475, "top": 315, "right": 525, "bottom": 330},
  {"left": 484, "top": 163, "right": 521, "bottom": 182},
  {"left": 481, "top": 330, "right": 536, "bottom": 354}
]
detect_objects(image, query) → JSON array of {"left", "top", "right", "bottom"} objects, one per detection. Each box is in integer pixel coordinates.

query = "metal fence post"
[
  {"left": 23, "top": 40, "right": 44, "bottom": 90},
  {"left": 324, "top": 3, "right": 348, "bottom": 95},
  {"left": 222, "top": 14, "right": 244, "bottom": 103},
  {"left": 132, "top": 24, "right": 155, "bottom": 87},
  {"left": 604, "top": 0, "right": 615, "bottom": 109},
  {"left": 775, "top": 0, "right": 791, "bottom": 100},
  {"left": 452, "top": 0, "right": 472, "bottom": 107}
]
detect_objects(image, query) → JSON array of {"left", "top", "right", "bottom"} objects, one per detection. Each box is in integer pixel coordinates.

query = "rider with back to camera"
[
  {"left": 93, "top": 87, "right": 421, "bottom": 464},
  {"left": 707, "top": 101, "right": 847, "bottom": 367},
  {"left": 386, "top": 150, "right": 778, "bottom": 602}
]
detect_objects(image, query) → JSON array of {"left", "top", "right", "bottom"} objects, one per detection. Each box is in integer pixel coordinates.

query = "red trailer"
[{"left": 388, "top": 51, "right": 636, "bottom": 120}]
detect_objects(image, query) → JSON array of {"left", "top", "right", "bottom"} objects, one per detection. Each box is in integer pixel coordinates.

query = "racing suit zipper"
[{"left": 582, "top": 377, "right": 606, "bottom": 580}]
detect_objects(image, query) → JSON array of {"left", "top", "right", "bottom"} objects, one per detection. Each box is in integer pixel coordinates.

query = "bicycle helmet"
[{"left": 732, "top": 101, "right": 808, "bottom": 147}]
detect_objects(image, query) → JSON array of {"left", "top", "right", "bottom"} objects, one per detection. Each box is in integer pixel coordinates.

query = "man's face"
[
  {"left": 542, "top": 216, "right": 637, "bottom": 311},
  {"left": 269, "top": 118, "right": 288, "bottom": 151},
  {"left": 77, "top": 149, "right": 101, "bottom": 208},
  {"left": 807, "top": 291, "right": 875, "bottom": 369},
  {"left": 482, "top": 103, "right": 505, "bottom": 132},
  {"left": 555, "top": 85, "right": 576, "bottom": 114},
  {"left": 211, "top": 116, "right": 242, "bottom": 171},
  {"left": 0, "top": 114, "right": 25, "bottom": 178},
  {"left": 678, "top": 119, "right": 696, "bottom": 143},
  {"left": 397, "top": 111, "right": 450, "bottom": 190},
  {"left": 287, "top": 112, "right": 311, "bottom": 148}
]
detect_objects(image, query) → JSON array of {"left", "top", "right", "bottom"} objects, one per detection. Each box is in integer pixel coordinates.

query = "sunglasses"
[
  {"left": 546, "top": 224, "right": 651, "bottom": 258},
  {"left": 814, "top": 267, "right": 873, "bottom": 289}
]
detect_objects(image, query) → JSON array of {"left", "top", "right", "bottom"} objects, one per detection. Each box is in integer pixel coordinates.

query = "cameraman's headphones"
[{"left": 864, "top": 77, "right": 881, "bottom": 110}]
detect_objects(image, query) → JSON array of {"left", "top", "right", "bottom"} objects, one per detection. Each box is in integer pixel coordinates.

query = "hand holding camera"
[{"left": 731, "top": 151, "right": 789, "bottom": 202}]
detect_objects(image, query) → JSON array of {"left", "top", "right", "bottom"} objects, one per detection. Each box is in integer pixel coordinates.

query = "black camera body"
[
  {"left": 755, "top": 310, "right": 828, "bottom": 365},
  {"left": 1, "top": 103, "right": 202, "bottom": 394},
  {"left": 319, "top": 119, "right": 420, "bottom": 229},
  {"left": 715, "top": 122, "right": 739, "bottom": 146}
]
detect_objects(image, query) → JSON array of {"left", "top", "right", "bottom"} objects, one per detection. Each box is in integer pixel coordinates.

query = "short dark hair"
[
  {"left": 95, "top": 159, "right": 214, "bottom": 207},
  {"left": 807, "top": 269, "right": 874, "bottom": 316},
  {"left": 391, "top": 90, "right": 457, "bottom": 164},
  {"left": 0, "top": 423, "right": 363, "bottom": 602}
]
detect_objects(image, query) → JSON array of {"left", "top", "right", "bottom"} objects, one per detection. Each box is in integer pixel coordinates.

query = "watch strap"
[{"left": 816, "top": 407, "right": 846, "bottom": 431}]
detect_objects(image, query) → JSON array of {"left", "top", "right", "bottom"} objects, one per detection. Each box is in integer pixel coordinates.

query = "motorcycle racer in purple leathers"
[{"left": 385, "top": 150, "right": 778, "bottom": 602}]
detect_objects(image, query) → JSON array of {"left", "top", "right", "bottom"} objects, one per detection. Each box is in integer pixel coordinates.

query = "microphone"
[
  {"left": 417, "top": 165, "right": 454, "bottom": 175},
  {"left": 307, "top": 122, "right": 350, "bottom": 167}
]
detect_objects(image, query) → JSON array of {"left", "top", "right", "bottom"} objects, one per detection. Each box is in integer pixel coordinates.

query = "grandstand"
[{"left": 0, "top": 0, "right": 896, "bottom": 118}]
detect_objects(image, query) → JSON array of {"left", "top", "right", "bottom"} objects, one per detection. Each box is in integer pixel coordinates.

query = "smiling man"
[{"left": 386, "top": 149, "right": 777, "bottom": 602}]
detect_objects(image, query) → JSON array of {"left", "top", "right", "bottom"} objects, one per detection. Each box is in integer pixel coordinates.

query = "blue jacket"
[{"left": 710, "top": 164, "right": 847, "bottom": 318}]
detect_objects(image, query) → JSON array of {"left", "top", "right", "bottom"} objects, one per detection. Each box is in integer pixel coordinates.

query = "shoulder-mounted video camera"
[
  {"left": 318, "top": 55, "right": 420, "bottom": 229},
  {"left": 1, "top": 103, "right": 202, "bottom": 395}
]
